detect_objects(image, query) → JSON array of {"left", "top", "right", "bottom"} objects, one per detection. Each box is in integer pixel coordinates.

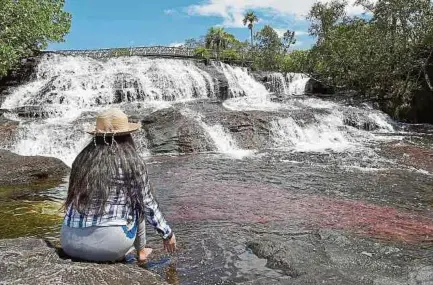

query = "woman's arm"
[{"left": 142, "top": 170, "right": 173, "bottom": 240}]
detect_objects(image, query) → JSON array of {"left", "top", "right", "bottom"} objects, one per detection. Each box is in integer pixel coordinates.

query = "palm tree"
[
  {"left": 205, "top": 27, "right": 231, "bottom": 60},
  {"left": 243, "top": 11, "right": 258, "bottom": 46}
]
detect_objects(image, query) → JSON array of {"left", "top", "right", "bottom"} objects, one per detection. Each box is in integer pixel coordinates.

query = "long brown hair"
[{"left": 64, "top": 134, "right": 147, "bottom": 216}]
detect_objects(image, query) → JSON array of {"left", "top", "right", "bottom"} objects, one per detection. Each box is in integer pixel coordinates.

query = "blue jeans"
[{"left": 61, "top": 218, "right": 146, "bottom": 262}]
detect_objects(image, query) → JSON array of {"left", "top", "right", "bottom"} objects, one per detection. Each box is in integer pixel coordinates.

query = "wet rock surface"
[
  {"left": 196, "top": 62, "right": 230, "bottom": 100},
  {"left": 385, "top": 142, "right": 433, "bottom": 173},
  {"left": 141, "top": 107, "right": 215, "bottom": 154},
  {"left": 204, "top": 110, "right": 277, "bottom": 149},
  {"left": 0, "top": 238, "right": 167, "bottom": 285},
  {"left": 246, "top": 228, "right": 433, "bottom": 285},
  {"left": 0, "top": 150, "right": 69, "bottom": 198},
  {"left": 0, "top": 114, "right": 18, "bottom": 147}
]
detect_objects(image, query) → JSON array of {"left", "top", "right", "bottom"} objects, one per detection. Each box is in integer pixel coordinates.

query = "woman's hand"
[{"left": 163, "top": 233, "right": 177, "bottom": 253}]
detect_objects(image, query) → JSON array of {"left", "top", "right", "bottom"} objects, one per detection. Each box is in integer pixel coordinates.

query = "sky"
[{"left": 47, "top": 0, "right": 371, "bottom": 51}]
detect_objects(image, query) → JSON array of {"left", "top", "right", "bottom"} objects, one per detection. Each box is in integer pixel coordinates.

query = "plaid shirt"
[{"left": 63, "top": 168, "right": 172, "bottom": 240}]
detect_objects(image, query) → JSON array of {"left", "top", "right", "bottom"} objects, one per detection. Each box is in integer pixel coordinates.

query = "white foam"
[{"left": 181, "top": 109, "right": 253, "bottom": 159}]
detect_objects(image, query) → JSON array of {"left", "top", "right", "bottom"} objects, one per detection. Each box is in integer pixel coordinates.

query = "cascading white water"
[
  {"left": 268, "top": 72, "right": 310, "bottom": 96},
  {"left": 180, "top": 109, "right": 253, "bottom": 159},
  {"left": 1, "top": 54, "right": 398, "bottom": 163},
  {"left": 286, "top": 73, "right": 310, "bottom": 95},
  {"left": 269, "top": 73, "right": 287, "bottom": 94},
  {"left": 270, "top": 106, "right": 395, "bottom": 153},
  {"left": 3, "top": 55, "right": 215, "bottom": 116},
  {"left": 1, "top": 54, "right": 216, "bottom": 165},
  {"left": 216, "top": 63, "right": 269, "bottom": 98},
  {"left": 216, "top": 63, "right": 282, "bottom": 111}
]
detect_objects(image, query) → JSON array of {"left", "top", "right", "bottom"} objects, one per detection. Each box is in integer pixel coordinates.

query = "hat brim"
[{"left": 86, "top": 122, "right": 141, "bottom": 136}]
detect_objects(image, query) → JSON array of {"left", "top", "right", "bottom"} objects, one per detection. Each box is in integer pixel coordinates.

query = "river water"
[{"left": 1, "top": 55, "right": 433, "bottom": 284}]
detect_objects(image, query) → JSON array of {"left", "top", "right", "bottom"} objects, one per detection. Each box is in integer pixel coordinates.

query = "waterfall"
[
  {"left": 2, "top": 54, "right": 215, "bottom": 117},
  {"left": 268, "top": 72, "right": 310, "bottom": 96},
  {"left": 1, "top": 54, "right": 397, "bottom": 163},
  {"left": 286, "top": 73, "right": 310, "bottom": 95},
  {"left": 270, "top": 107, "right": 395, "bottom": 152},
  {"left": 215, "top": 63, "right": 269, "bottom": 98},
  {"left": 269, "top": 73, "right": 287, "bottom": 94},
  {"left": 215, "top": 63, "right": 282, "bottom": 111},
  {"left": 1, "top": 54, "right": 216, "bottom": 164},
  {"left": 180, "top": 109, "right": 253, "bottom": 159}
]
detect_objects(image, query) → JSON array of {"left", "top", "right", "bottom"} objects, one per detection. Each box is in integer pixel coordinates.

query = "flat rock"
[
  {"left": 0, "top": 150, "right": 69, "bottom": 198},
  {"left": 246, "top": 229, "right": 433, "bottom": 285},
  {"left": 0, "top": 237, "right": 167, "bottom": 285}
]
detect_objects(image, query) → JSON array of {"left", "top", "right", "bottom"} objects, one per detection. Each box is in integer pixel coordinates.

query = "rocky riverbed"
[{"left": 0, "top": 54, "right": 432, "bottom": 284}]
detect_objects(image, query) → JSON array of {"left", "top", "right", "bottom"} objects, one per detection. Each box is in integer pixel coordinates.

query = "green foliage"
[
  {"left": 108, "top": 48, "right": 130, "bottom": 57},
  {"left": 305, "top": 0, "right": 433, "bottom": 107},
  {"left": 205, "top": 27, "right": 230, "bottom": 57},
  {"left": 220, "top": 49, "right": 241, "bottom": 61},
  {"left": 0, "top": 0, "right": 71, "bottom": 77},
  {"left": 194, "top": 47, "right": 211, "bottom": 59},
  {"left": 282, "top": 30, "right": 296, "bottom": 53},
  {"left": 280, "top": 50, "right": 310, "bottom": 74},
  {"left": 253, "top": 25, "right": 284, "bottom": 71},
  {"left": 307, "top": 0, "right": 347, "bottom": 44}
]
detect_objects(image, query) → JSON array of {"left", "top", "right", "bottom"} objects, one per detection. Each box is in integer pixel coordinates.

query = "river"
[{"left": 1, "top": 54, "right": 432, "bottom": 284}]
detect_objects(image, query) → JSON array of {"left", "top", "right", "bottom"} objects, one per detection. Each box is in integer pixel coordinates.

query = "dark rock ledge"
[{"left": 0, "top": 150, "right": 69, "bottom": 199}]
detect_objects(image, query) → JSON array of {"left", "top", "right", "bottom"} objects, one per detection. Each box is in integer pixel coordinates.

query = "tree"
[
  {"left": 0, "top": 0, "right": 71, "bottom": 77},
  {"left": 282, "top": 30, "right": 297, "bottom": 53},
  {"left": 280, "top": 50, "right": 310, "bottom": 74},
  {"left": 243, "top": 11, "right": 259, "bottom": 46},
  {"left": 305, "top": 0, "right": 433, "bottom": 122},
  {"left": 254, "top": 25, "right": 283, "bottom": 70},
  {"left": 306, "top": 0, "right": 347, "bottom": 44},
  {"left": 205, "top": 27, "right": 234, "bottom": 60}
]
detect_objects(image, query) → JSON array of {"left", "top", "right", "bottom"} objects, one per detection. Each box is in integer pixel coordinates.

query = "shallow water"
[{"left": 8, "top": 140, "right": 432, "bottom": 284}]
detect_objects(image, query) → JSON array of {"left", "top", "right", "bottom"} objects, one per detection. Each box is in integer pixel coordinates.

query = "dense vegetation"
[
  {"left": 304, "top": 0, "right": 433, "bottom": 122},
  {"left": 0, "top": 0, "right": 71, "bottom": 77}
]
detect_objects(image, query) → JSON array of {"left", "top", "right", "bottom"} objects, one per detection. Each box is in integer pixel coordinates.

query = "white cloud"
[
  {"left": 164, "top": 9, "right": 177, "bottom": 15},
  {"left": 169, "top": 42, "right": 184, "bottom": 47},
  {"left": 185, "top": 0, "right": 376, "bottom": 27}
]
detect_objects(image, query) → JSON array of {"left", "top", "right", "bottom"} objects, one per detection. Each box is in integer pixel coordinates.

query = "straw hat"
[{"left": 87, "top": 108, "right": 141, "bottom": 136}]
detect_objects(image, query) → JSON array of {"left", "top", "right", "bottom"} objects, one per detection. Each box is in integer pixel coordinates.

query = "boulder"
[
  {"left": 0, "top": 237, "right": 167, "bottom": 285},
  {"left": 0, "top": 150, "right": 69, "bottom": 198},
  {"left": 141, "top": 108, "right": 215, "bottom": 154},
  {"left": 203, "top": 110, "right": 277, "bottom": 150},
  {"left": 342, "top": 108, "right": 381, "bottom": 131}
]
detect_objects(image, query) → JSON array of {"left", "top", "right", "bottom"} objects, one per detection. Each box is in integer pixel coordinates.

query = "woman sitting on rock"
[{"left": 61, "top": 108, "right": 176, "bottom": 262}]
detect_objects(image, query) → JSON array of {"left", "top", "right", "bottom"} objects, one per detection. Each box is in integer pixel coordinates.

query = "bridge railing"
[
  {"left": 42, "top": 46, "right": 253, "bottom": 65},
  {"left": 45, "top": 46, "right": 201, "bottom": 58}
]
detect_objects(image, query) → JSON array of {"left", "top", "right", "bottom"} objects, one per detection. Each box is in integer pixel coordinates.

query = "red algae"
[{"left": 165, "top": 180, "right": 433, "bottom": 244}]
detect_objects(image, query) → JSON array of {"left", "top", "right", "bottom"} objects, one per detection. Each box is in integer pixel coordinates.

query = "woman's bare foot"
[{"left": 138, "top": 248, "right": 153, "bottom": 262}]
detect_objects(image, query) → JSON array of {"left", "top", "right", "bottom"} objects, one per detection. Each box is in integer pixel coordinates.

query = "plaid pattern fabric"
[{"left": 63, "top": 168, "right": 172, "bottom": 240}]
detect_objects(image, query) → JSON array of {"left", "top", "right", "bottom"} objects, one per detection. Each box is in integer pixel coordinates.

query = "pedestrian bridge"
[
  {"left": 43, "top": 46, "right": 252, "bottom": 66},
  {"left": 45, "top": 46, "right": 195, "bottom": 58}
]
